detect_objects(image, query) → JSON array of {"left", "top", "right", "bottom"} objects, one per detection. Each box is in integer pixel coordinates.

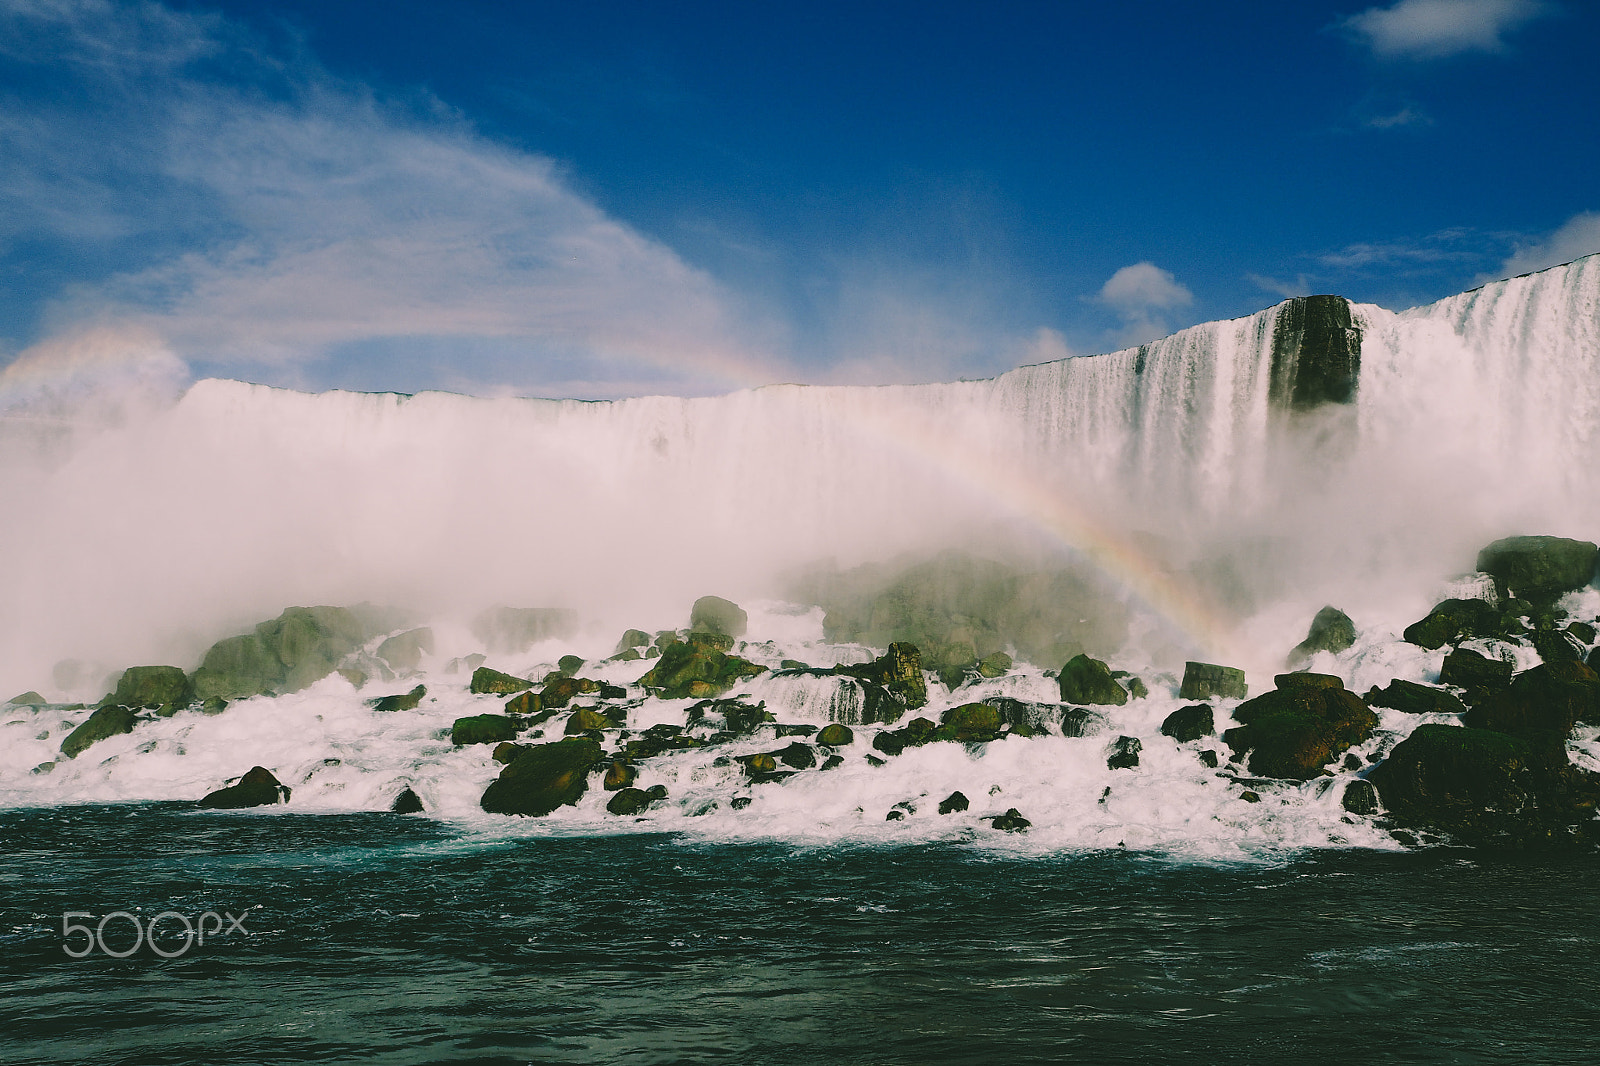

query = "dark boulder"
[
  {"left": 1179, "top": 661, "right": 1247, "bottom": 701},
  {"left": 1160, "top": 704, "right": 1214, "bottom": 743},
  {"left": 469, "top": 667, "right": 534, "bottom": 696},
  {"left": 1567, "top": 621, "right": 1596, "bottom": 645},
  {"left": 1341, "top": 780, "right": 1379, "bottom": 815},
  {"left": 563, "top": 708, "right": 614, "bottom": 735},
  {"left": 102, "top": 666, "right": 193, "bottom": 713},
  {"left": 1476, "top": 536, "right": 1598, "bottom": 605},
  {"left": 1223, "top": 686, "right": 1377, "bottom": 780},
  {"left": 817, "top": 723, "right": 855, "bottom": 746},
  {"left": 603, "top": 760, "right": 637, "bottom": 790},
  {"left": 1438, "top": 649, "right": 1512, "bottom": 693},
  {"left": 690, "top": 595, "right": 749, "bottom": 638},
  {"left": 1365, "top": 679, "right": 1467, "bottom": 717},
  {"left": 1464, "top": 660, "right": 1600, "bottom": 739},
  {"left": 480, "top": 738, "right": 603, "bottom": 816},
  {"left": 540, "top": 676, "right": 601, "bottom": 709},
  {"left": 198, "top": 766, "right": 290, "bottom": 809},
  {"left": 990, "top": 808, "right": 1031, "bottom": 832},
  {"left": 1530, "top": 628, "right": 1584, "bottom": 663},
  {"left": 872, "top": 731, "right": 905, "bottom": 757},
  {"left": 1274, "top": 672, "right": 1345, "bottom": 691},
  {"left": 840, "top": 643, "right": 928, "bottom": 713},
  {"left": 936, "top": 702, "right": 1004, "bottom": 742},
  {"left": 606, "top": 787, "right": 659, "bottom": 815},
  {"left": 451, "top": 714, "right": 520, "bottom": 746},
  {"left": 1059, "top": 707, "right": 1110, "bottom": 737},
  {"left": 984, "top": 697, "right": 1065, "bottom": 733},
  {"left": 636, "top": 638, "right": 764, "bottom": 700},
  {"left": 776, "top": 742, "right": 816, "bottom": 770},
  {"left": 59, "top": 705, "right": 137, "bottom": 758},
  {"left": 370, "top": 684, "right": 426, "bottom": 713},
  {"left": 938, "top": 791, "right": 970, "bottom": 814},
  {"left": 1107, "top": 735, "right": 1142, "bottom": 770},
  {"left": 492, "top": 742, "right": 530, "bottom": 764},
  {"left": 1402, "top": 599, "right": 1503, "bottom": 650},
  {"left": 390, "top": 787, "right": 424, "bottom": 814},
  {"left": 1370, "top": 724, "right": 1600, "bottom": 848},
  {"left": 1058, "top": 654, "right": 1128, "bottom": 706},
  {"left": 1287, "top": 606, "right": 1357, "bottom": 667}
]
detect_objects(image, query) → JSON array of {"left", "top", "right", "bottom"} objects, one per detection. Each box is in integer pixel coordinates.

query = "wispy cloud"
[
  {"left": 1488, "top": 210, "right": 1600, "bottom": 280},
  {"left": 0, "top": 0, "right": 785, "bottom": 398},
  {"left": 1365, "top": 105, "right": 1431, "bottom": 128},
  {"left": 1341, "top": 0, "right": 1549, "bottom": 59},
  {"left": 1247, "top": 273, "right": 1313, "bottom": 300},
  {"left": 1093, "top": 262, "right": 1194, "bottom": 346}
]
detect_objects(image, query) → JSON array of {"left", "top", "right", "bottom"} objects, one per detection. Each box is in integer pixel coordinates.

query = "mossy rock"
[
  {"left": 451, "top": 714, "right": 520, "bottom": 746},
  {"left": 563, "top": 708, "right": 614, "bottom": 735},
  {"left": 1058, "top": 654, "right": 1127, "bottom": 705},
  {"left": 637, "top": 640, "right": 764, "bottom": 700},
  {"left": 1287, "top": 606, "right": 1356, "bottom": 667},
  {"left": 492, "top": 742, "right": 530, "bottom": 764},
  {"left": 480, "top": 738, "right": 602, "bottom": 816},
  {"left": 603, "top": 761, "right": 637, "bottom": 790},
  {"left": 470, "top": 667, "right": 534, "bottom": 695},
  {"left": 936, "top": 702, "right": 1003, "bottom": 742},
  {"left": 1179, "top": 661, "right": 1247, "bottom": 701},
  {"left": 1222, "top": 685, "right": 1377, "bottom": 780},
  {"left": 1402, "top": 598, "right": 1505, "bottom": 650},
  {"left": 1370, "top": 724, "right": 1600, "bottom": 847},
  {"left": 375, "top": 628, "right": 434, "bottom": 672},
  {"left": 840, "top": 643, "right": 928, "bottom": 713},
  {"left": 606, "top": 787, "right": 660, "bottom": 815},
  {"left": 504, "top": 690, "right": 543, "bottom": 716},
  {"left": 615, "top": 629, "right": 651, "bottom": 655},
  {"left": 370, "top": 684, "right": 425, "bottom": 713},
  {"left": 690, "top": 595, "right": 748, "bottom": 638},
  {"left": 102, "top": 666, "right": 193, "bottom": 712},
  {"left": 1365, "top": 679, "right": 1467, "bottom": 717},
  {"left": 817, "top": 723, "right": 855, "bottom": 746},
  {"left": 198, "top": 766, "right": 290, "bottom": 809},
  {"left": 556, "top": 654, "right": 586, "bottom": 676},
  {"left": 976, "top": 651, "right": 1013, "bottom": 678},
  {"left": 1160, "top": 704, "right": 1214, "bottom": 743},
  {"left": 7, "top": 690, "right": 46, "bottom": 706},
  {"left": 1476, "top": 536, "right": 1599, "bottom": 605},
  {"left": 59, "top": 705, "right": 137, "bottom": 759},
  {"left": 540, "top": 676, "right": 602, "bottom": 709},
  {"left": 1438, "top": 649, "right": 1512, "bottom": 692},
  {"left": 192, "top": 606, "right": 377, "bottom": 701},
  {"left": 1530, "top": 629, "right": 1584, "bottom": 663},
  {"left": 1464, "top": 660, "right": 1600, "bottom": 738}
]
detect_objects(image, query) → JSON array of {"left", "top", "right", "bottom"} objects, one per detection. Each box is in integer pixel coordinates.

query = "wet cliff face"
[{"left": 1269, "top": 295, "right": 1361, "bottom": 410}]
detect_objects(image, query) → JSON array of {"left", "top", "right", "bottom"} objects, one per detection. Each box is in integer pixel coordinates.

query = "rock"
[
  {"left": 1107, "top": 735, "right": 1142, "bottom": 770},
  {"left": 480, "top": 738, "right": 602, "bottom": 816},
  {"left": 102, "top": 666, "right": 193, "bottom": 712},
  {"left": 375, "top": 628, "right": 434, "bottom": 672},
  {"left": 563, "top": 708, "right": 613, "bottom": 735},
  {"left": 1438, "top": 649, "right": 1513, "bottom": 692},
  {"left": 1179, "top": 662, "right": 1247, "bottom": 701},
  {"left": 471, "top": 607, "right": 579, "bottom": 655},
  {"left": 729, "top": 796, "right": 753, "bottom": 810},
  {"left": 614, "top": 629, "right": 651, "bottom": 655},
  {"left": 1160, "top": 704, "right": 1214, "bottom": 743},
  {"left": 983, "top": 697, "right": 1063, "bottom": 733},
  {"left": 779, "top": 659, "right": 811, "bottom": 671},
  {"left": 370, "top": 684, "right": 425, "bottom": 713},
  {"left": 1530, "top": 629, "right": 1584, "bottom": 663},
  {"left": 776, "top": 742, "right": 816, "bottom": 769},
  {"left": 1567, "top": 621, "right": 1597, "bottom": 645},
  {"left": 1464, "top": 660, "right": 1600, "bottom": 739},
  {"left": 1126, "top": 677, "right": 1149, "bottom": 699},
  {"left": 938, "top": 791, "right": 970, "bottom": 814},
  {"left": 603, "top": 760, "right": 636, "bottom": 790},
  {"left": 192, "top": 606, "right": 380, "bottom": 701},
  {"left": 492, "top": 742, "right": 530, "bottom": 764},
  {"left": 469, "top": 666, "right": 534, "bottom": 696},
  {"left": 1275, "top": 672, "right": 1344, "bottom": 690},
  {"left": 1058, "top": 707, "right": 1109, "bottom": 737},
  {"left": 445, "top": 653, "right": 487, "bottom": 675},
  {"left": 552, "top": 654, "right": 583, "bottom": 677},
  {"left": 1239, "top": 790, "right": 1261, "bottom": 803},
  {"left": 741, "top": 753, "right": 778, "bottom": 774},
  {"left": 201, "top": 697, "right": 228, "bottom": 715},
  {"left": 1286, "top": 606, "right": 1357, "bottom": 667},
  {"left": 690, "top": 595, "right": 748, "bottom": 638},
  {"left": 872, "top": 731, "right": 905, "bottom": 757},
  {"left": 390, "top": 787, "right": 424, "bottom": 814},
  {"left": 936, "top": 702, "right": 1004, "bottom": 742},
  {"left": 613, "top": 649, "right": 642, "bottom": 662},
  {"left": 451, "top": 714, "right": 520, "bottom": 746},
  {"left": 840, "top": 643, "right": 928, "bottom": 713},
  {"left": 1403, "top": 599, "right": 1504, "bottom": 650},
  {"left": 198, "top": 766, "right": 290, "bottom": 809},
  {"left": 816, "top": 723, "right": 855, "bottom": 746},
  {"left": 1370, "top": 724, "right": 1600, "bottom": 848},
  {"left": 885, "top": 809, "right": 905, "bottom": 821},
  {"left": 6, "top": 690, "right": 46, "bottom": 706},
  {"left": 1341, "top": 780, "right": 1379, "bottom": 815},
  {"left": 715, "top": 699, "right": 772, "bottom": 734},
  {"left": 1476, "top": 535, "right": 1599, "bottom": 605},
  {"left": 990, "top": 808, "right": 1031, "bottom": 831},
  {"left": 1222, "top": 685, "right": 1377, "bottom": 780},
  {"left": 59, "top": 705, "right": 137, "bottom": 758},
  {"left": 636, "top": 639, "right": 765, "bottom": 700},
  {"left": 542, "top": 676, "right": 600, "bottom": 709},
  {"left": 1269, "top": 295, "right": 1361, "bottom": 410},
  {"left": 645, "top": 785, "right": 668, "bottom": 801},
  {"left": 606, "top": 787, "right": 657, "bottom": 815},
  {"left": 1058, "top": 654, "right": 1128, "bottom": 705},
  {"left": 503, "top": 690, "right": 544, "bottom": 717},
  {"left": 1365, "top": 680, "right": 1468, "bottom": 717},
  {"left": 976, "top": 651, "right": 1013, "bottom": 678},
  {"left": 1198, "top": 749, "right": 1219, "bottom": 768}
]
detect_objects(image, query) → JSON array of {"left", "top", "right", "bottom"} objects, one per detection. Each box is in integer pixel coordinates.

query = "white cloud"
[
  {"left": 1247, "top": 273, "right": 1313, "bottom": 300},
  {"left": 1343, "top": 0, "right": 1548, "bottom": 59},
  {"left": 1492, "top": 211, "right": 1600, "bottom": 279},
  {"left": 1365, "top": 105, "right": 1430, "bottom": 128},
  {"left": 1092, "top": 262, "right": 1193, "bottom": 346}
]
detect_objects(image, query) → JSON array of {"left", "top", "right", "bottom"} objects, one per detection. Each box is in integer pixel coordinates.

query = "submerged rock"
[
  {"left": 480, "top": 738, "right": 602, "bottom": 816},
  {"left": 1476, "top": 535, "right": 1598, "bottom": 605},
  {"left": 1365, "top": 679, "right": 1468, "bottom": 717},
  {"left": 1370, "top": 724, "right": 1600, "bottom": 848},
  {"left": 1107, "top": 735, "right": 1142, "bottom": 770},
  {"left": 690, "top": 595, "right": 749, "bottom": 638},
  {"left": 990, "top": 808, "right": 1031, "bottom": 832},
  {"left": 1058, "top": 654, "right": 1127, "bottom": 706},
  {"left": 469, "top": 666, "right": 534, "bottom": 695},
  {"left": 59, "top": 705, "right": 137, "bottom": 759},
  {"left": 1223, "top": 685, "right": 1377, "bottom": 780},
  {"left": 1179, "top": 661, "right": 1247, "bottom": 701},
  {"left": 198, "top": 766, "right": 290, "bottom": 809},
  {"left": 1160, "top": 704, "right": 1214, "bottom": 743},
  {"left": 938, "top": 791, "right": 970, "bottom": 814},
  {"left": 389, "top": 787, "right": 425, "bottom": 814},
  {"left": 1286, "top": 606, "right": 1357, "bottom": 668},
  {"left": 370, "top": 684, "right": 426, "bottom": 713},
  {"left": 102, "top": 666, "right": 193, "bottom": 713}
]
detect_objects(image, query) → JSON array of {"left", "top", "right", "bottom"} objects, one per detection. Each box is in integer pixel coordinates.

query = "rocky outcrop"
[
  {"left": 1160, "top": 704, "right": 1214, "bottom": 742},
  {"left": 1222, "top": 676, "right": 1376, "bottom": 780},
  {"left": 1058, "top": 654, "right": 1127, "bottom": 705},
  {"left": 191, "top": 606, "right": 380, "bottom": 701},
  {"left": 480, "top": 738, "right": 602, "bottom": 816},
  {"left": 198, "top": 766, "right": 290, "bottom": 809},
  {"left": 1402, "top": 598, "right": 1506, "bottom": 650},
  {"left": 840, "top": 643, "right": 928, "bottom": 713},
  {"left": 1268, "top": 295, "right": 1361, "bottom": 410},
  {"left": 1286, "top": 606, "right": 1356, "bottom": 667},
  {"left": 636, "top": 632, "right": 765, "bottom": 699},
  {"left": 1438, "top": 649, "right": 1512, "bottom": 694},
  {"left": 1179, "top": 661, "right": 1247, "bottom": 701},
  {"left": 375, "top": 628, "right": 433, "bottom": 673},
  {"left": 469, "top": 666, "right": 534, "bottom": 695},
  {"left": 936, "top": 702, "right": 1004, "bottom": 743},
  {"left": 690, "top": 596, "right": 748, "bottom": 638},
  {"left": 1365, "top": 679, "right": 1467, "bottom": 717},
  {"left": 1475, "top": 535, "right": 1598, "bottom": 605},
  {"left": 59, "top": 705, "right": 137, "bottom": 758},
  {"left": 102, "top": 666, "right": 193, "bottom": 714},
  {"left": 1462, "top": 660, "right": 1600, "bottom": 740},
  {"left": 370, "top": 684, "right": 425, "bottom": 712}
]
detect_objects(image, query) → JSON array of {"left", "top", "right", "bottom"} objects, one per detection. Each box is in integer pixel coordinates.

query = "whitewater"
[{"left": 4, "top": 254, "right": 1600, "bottom": 859}]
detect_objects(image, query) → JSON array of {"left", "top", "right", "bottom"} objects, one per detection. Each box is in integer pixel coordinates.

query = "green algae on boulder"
[
  {"left": 59, "top": 704, "right": 137, "bottom": 758},
  {"left": 816, "top": 723, "right": 855, "bottom": 746},
  {"left": 469, "top": 666, "right": 534, "bottom": 695},
  {"left": 936, "top": 702, "right": 1004, "bottom": 742},
  {"left": 198, "top": 766, "right": 290, "bottom": 809},
  {"left": 1179, "top": 662, "right": 1247, "bottom": 701},
  {"left": 606, "top": 786, "right": 666, "bottom": 815},
  {"left": 636, "top": 634, "right": 765, "bottom": 699},
  {"left": 480, "top": 737, "right": 602, "bottom": 816},
  {"left": 1222, "top": 684, "right": 1377, "bottom": 780},
  {"left": 690, "top": 595, "right": 748, "bottom": 638},
  {"left": 840, "top": 642, "right": 928, "bottom": 713},
  {"left": 102, "top": 666, "right": 193, "bottom": 713},
  {"left": 191, "top": 606, "right": 386, "bottom": 701},
  {"left": 1286, "top": 606, "right": 1357, "bottom": 667},
  {"left": 451, "top": 714, "right": 520, "bottom": 746},
  {"left": 1476, "top": 536, "right": 1598, "bottom": 605},
  {"left": 1058, "top": 654, "right": 1127, "bottom": 706}
]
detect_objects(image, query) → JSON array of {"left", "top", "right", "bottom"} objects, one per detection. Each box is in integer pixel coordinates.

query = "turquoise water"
[{"left": 2, "top": 805, "right": 1598, "bottom": 1064}]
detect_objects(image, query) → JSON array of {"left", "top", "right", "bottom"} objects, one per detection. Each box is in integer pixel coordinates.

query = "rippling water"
[{"left": 2, "top": 805, "right": 1598, "bottom": 1064}]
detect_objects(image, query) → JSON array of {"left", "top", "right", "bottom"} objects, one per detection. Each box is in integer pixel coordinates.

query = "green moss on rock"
[
  {"left": 451, "top": 714, "right": 520, "bottom": 746},
  {"left": 469, "top": 666, "right": 534, "bottom": 695},
  {"left": 1058, "top": 654, "right": 1127, "bottom": 706},
  {"left": 59, "top": 704, "right": 137, "bottom": 758},
  {"left": 480, "top": 738, "right": 602, "bottom": 816}
]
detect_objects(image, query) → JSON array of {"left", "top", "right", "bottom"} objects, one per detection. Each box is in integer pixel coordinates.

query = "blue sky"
[{"left": 1, "top": 0, "right": 1597, "bottom": 400}]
